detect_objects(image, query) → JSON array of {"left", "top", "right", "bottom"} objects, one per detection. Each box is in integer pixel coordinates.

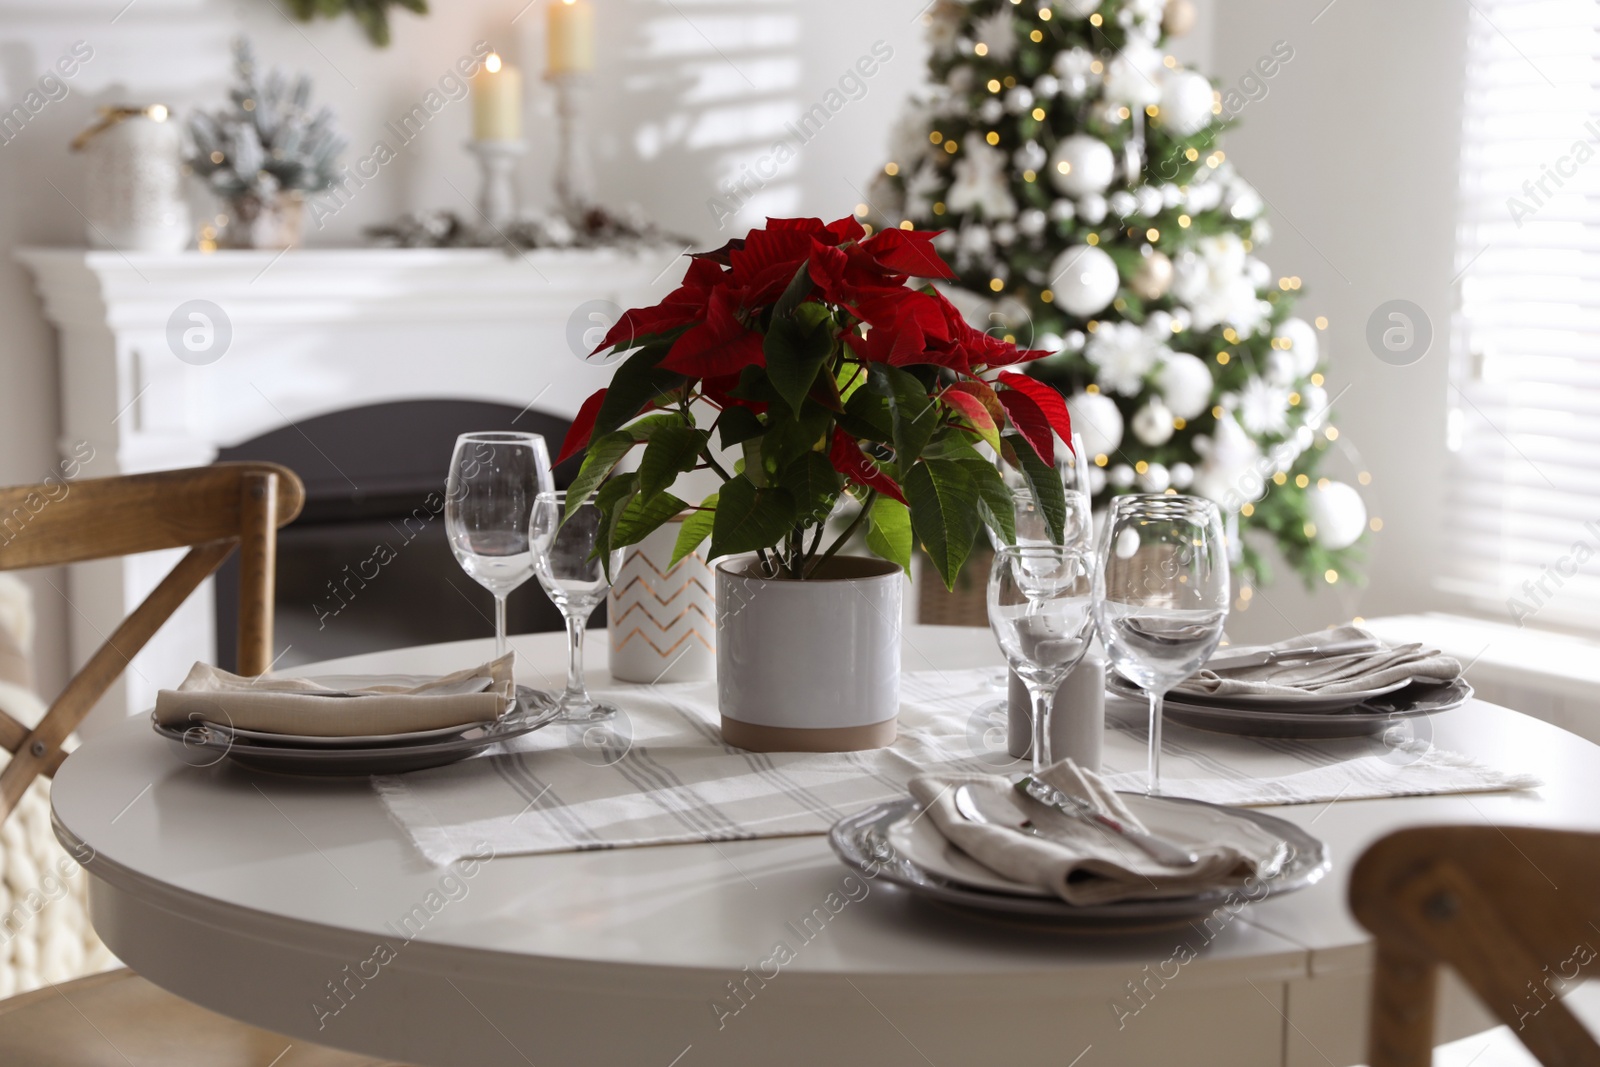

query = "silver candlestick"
[
  {"left": 548, "top": 72, "right": 596, "bottom": 214},
  {"left": 468, "top": 139, "right": 528, "bottom": 228}
]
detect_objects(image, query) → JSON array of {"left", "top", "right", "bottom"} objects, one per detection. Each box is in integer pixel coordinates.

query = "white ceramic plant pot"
[
  {"left": 607, "top": 516, "right": 715, "bottom": 684},
  {"left": 715, "top": 555, "right": 901, "bottom": 752}
]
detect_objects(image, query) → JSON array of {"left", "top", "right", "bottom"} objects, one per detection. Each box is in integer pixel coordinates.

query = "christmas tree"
[{"left": 869, "top": 0, "right": 1367, "bottom": 588}]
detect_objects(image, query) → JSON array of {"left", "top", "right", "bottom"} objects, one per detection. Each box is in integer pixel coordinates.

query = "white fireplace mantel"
[{"left": 19, "top": 245, "right": 684, "bottom": 727}]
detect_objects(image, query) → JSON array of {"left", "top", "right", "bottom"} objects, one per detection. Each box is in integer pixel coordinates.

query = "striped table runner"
[{"left": 374, "top": 669, "right": 1539, "bottom": 866}]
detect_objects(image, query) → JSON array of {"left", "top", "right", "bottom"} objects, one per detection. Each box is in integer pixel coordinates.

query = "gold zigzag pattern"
[
  {"left": 610, "top": 600, "right": 714, "bottom": 629},
  {"left": 618, "top": 553, "right": 700, "bottom": 581},
  {"left": 612, "top": 572, "right": 713, "bottom": 605},
  {"left": 614, "top": 626, "right": 714, "bottom": 656}
]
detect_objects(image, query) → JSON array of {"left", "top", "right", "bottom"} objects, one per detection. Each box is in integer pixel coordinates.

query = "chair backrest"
[
  {"left": 1351, "top": 825, "right": 1600, "bottom": 1067},
  {"left": 0, "top": 462, "right": 304, "bottom": 821}
]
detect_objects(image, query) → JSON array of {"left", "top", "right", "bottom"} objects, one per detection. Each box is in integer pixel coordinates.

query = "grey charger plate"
[
  {"left": 152, "top": 686, "right": 560, "bottom": 775},
  {"left": 1160, "top": 679, "right": 1475, "bottom": 739},
  {"left": 829, "top": 797, "right": 1330, "bottom": 931}
]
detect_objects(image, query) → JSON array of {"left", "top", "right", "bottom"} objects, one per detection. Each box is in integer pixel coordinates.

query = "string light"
[
  {"left": 1146, "top": 227, "right": 1160, "bottom": 241},
  {"left": 932, "top": 201, "right": 947, "bottom": 215},
  {"left": 1315, "top": 316, "right": 1329, "bottom": 329},
  {"left": 1094, "top": 453, "right": 1108, "bottom": 466},
  {"left": 1086, "top": 233, "right": 1100, "bottom": 245},
  {"left": 987, "top": 78, "right": 1002, "bottom": 93},
  {"left": 1288, "top": 391, "right": 1301, "bottom": 405},
  {"left": 1303, "top": 522, "right": 1317, "bottom": 538},
  {"left": 1178, "top": 214, "right": 1191, "bottom": 228},
  {"left": 1031, "top": 106, "right": 1046, "bottom": 120},
  {"left": 944, "top": 140, "right": 959, "bottom": 154},
  {"left": 1185, "top": 147, "right": 1199, "bottom": 161},
  {"left": 1216, "top": 351, "right": 1231, "bottom": 364},
  {"left": 1324, "top": 569, "right": 1339, "bottom": 584},
  {"left": 1325, "top": 426, "right": 1340, "bottom": 441},
  {"left": 1311, "top": 372, "right": 1325, "bottom": 386},
  {"left": 1118, "top": 106, "right": 1131, "bottom": 120},
  {"left": 1039, "top": 6, "right": 1052, "bottom": 19},
  {"left": 1163, "top": 55, "right": 1177, "bottom": 69},
  {"left": 985, "top": 130, "right": 1000, "bottom": 145},
  {"left": 899, "top": 219, "right": 914, "bottom": 230},
  {"left": 1370, "top": 517, "right": 1384, "bottom": 532},
  {"left": 1240, "top": 503, "right": 1255, "bottom": 517},
  {"left": 989, "top": 277, "right": 1004, "bottom": 291},
  {"left": 1089, "top": 59, "right": 1104, "bottom": 74},
  {"left": 1294, "top": 474, "right": 1310, "bottom": 488},
  {"left": 1135, "top": 461, "right": 1149, "bottom": 474},
  {"left": 929, "top": 131, "right": 943, "bottom": 145},
  {"left": 1040, "top": 288, "right": 1054, "bottom": 302},
  {"left": 1173, "top": 417, "right": 1186, "bottom": 429},
  {"left": 1146, "top": 104, "right": 1160, "bottom": 118},
  {"left": 1273, "top": 472, "right": 1288, "bottom": 485},
  {"left": 1089, "top": 12, "right": 1102, "bottom": 24},
  {"left": 974, "top": 42, "right": 989, "bottom": 56},
  {"left": 854, "top": 203, "right": 868, "bottom": 216},
  {"left": 884, "top": 162, "right": 899, "bottom": 176},
  {"left": 1022, "top": 169, "right": 1037, "bottom": 182},
  {"left": 1030, "top": 28, "right": 1044, "bottom": 42},
  {"left": 1357, "top": 470, "right": 1371, "bottom": 485}
]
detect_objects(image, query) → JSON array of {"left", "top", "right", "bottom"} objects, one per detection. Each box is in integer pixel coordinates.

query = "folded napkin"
[
  {"left": 154, "top": 655, "right": 515, "bottom": 737},
  {"left": 908, "top": 760, "right": 1288, "bottom": 906},
  {"left": 1179, "top": 625, "right": 1461, "bottom": 698}
]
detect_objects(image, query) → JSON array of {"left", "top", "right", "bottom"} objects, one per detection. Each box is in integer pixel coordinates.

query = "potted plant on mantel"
[{"left": 556, "top": 214, "right": 1072, "bottom": 753}]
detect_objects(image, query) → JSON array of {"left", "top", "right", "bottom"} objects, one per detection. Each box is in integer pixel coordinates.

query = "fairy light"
[
  {"left": 989, "top": 277, "right": 1005, "bottom": 292},
  {"left": 1173, "top": 417, "right": 1186, "bottom": 429},
  {"left": 945, "top": 139, "right": 959, "bottom": 154},
  {"left": 1357, "top": 470, "right": 1371, "bottom": 485},
  {"left": 1094, "top": 453, "right": 1108, "bottom": 466},
  {"left": 1212, "top": 405, "right": 1224, "bottom": 418},
  {"left": 1085, "top": 320, "right": 1099, "bottom": 332},
  {"left": 884, "top": 162, "right": 899, "bottom": 176},
  {"left": 974, "top": 42, "right": 989, "bottom": 56},
  {"left": 1085, "top": 383, "right": 1099, "bottom": 393},
  {"left": 1004, "top": 75, "right": 1017, "bottom": 88},
  {"left": 1039, "top": 6, "right": 1052, "bottom": 18},
  {"left": 1294, "top": 474, "right": 1310, "bottom": 488},
  {"left": 1240, "top": 503, "right": 1255, "bottom": 517},
  {"left": 854, "top": 203, "right": 868, "bottom": 216},
  {"left": 929, "top": 131, "right": 943, "bottom": 145},
  {"left": 1178, "top": 214, "right": 1191, "bottom": 228},
  {"left": 1315, "top": 316, "right": 1329, "bottom": 329},
  {"left": 1056, "top": 160, "right": 1072, "bottom": 174},
  {"left": 1089, "top": 60, "right": 1104, "bottom": 74},
  {"left": 899, "top": 219, "right": 914, "bottom": 230},
  {"left": 987, "top": 78, "right": 1002, "bottom": 93},
  {"left": 1146, "top": 104, "right": 1160, "bottom": 118},
  {"left": 932, "top": 201, "right": 947, "bottom": 215},
  {"left": 1135, "top": 461, "right": 1149, "bottom": 474},
  {"left": 1222, "top": 328, "right": 1240, "bottom": 343},
  {"left": 1370, "top": 517, "right": 1384, "bottom": 532},
  {"left": 1030, "top": 28, "right": 1044, "bottom": 42},
  {"left": 1311, "top": 372, "right": 1325, "bottom": 386},
  {"left": 1040, "top": 288, "right": 1054, "bottom": 302},
  {"left": 1022, "top": 169, "right": 1037, "bottom": 182},
  {"left": 1031, "top": 106, "right": 1046, "bottom": 120},
  {"left": 1163, "top": 55, "right": 1177, "bottom": 69},
  {"left": 1288, "top": 391, "right": 1301, "bottom": 405},
  {"left": 1146, "top": 227, "right": 1160, "bottom": 241},
  {"left": 1303, "top": 522, "right": 1317, "bottom": 539},
  {"left": 1325, "top": 426, "right": 1340, "bottom": 441},
  {"left": 1185, "top": 147, "right": 1199, "bottom": 161},
  {"left": 1216, "top": 351, "right": 1230, "bottom": 365},
  {"left": 1118, "top": 106, "right": 1131, "bottom": 120},
  {"left": 986, "top": 130, "right": 1000, "bottom": 145},
  {"left": 1089, "top": 12, "right": 1102, "bottom": 24},
  {"left": 1273, "top": 472, "right": 1288, "bottom": 486},
  {"left": 1086, "top": 232, "right": 1100, "bottom": 245},
  {"left": 1317, "top": 477, "right": 1331, "bottom": 489},
  {"left": 1324, "top": 569, "right": 1339, "bottom": 584}
]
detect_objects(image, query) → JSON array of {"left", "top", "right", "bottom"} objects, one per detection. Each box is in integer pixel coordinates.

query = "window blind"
[{"left": 1446, "top": 0, "right": 1600, "bottom": 631}]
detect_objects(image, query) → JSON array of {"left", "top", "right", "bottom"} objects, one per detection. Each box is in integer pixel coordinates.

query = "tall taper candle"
[
  {"left": 547, "top": 0, "right": 595, "bottom": 75},
  {"left": 471, "top": 52, "right": 523, "bottom": 141}
]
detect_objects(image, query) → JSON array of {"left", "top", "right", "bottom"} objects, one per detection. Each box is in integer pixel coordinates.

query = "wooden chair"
[
  {"left": 0, "top": 462, "right": 406, "bottom": 1066},
  {"left": 1350, "top": 825, "right": 1600, "bottom": 1067}
]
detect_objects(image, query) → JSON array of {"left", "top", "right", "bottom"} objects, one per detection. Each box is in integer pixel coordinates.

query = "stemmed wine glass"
[
  {"left": 445, "top": 432, "right": 554, "bottom": 658},
  {"left": 987, "top": 544, "right": 1097, "bottom": 795},
  {"left": 530, "top": 491, "right": 624, "bottom": 724},
  {"left": 1093, "top": 494, "right": 1229, "bottom": 795}
]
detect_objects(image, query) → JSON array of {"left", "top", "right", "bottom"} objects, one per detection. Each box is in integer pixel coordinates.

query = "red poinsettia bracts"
[{"left": 562, "top": 214, "right": 1073, "bottom": 586}]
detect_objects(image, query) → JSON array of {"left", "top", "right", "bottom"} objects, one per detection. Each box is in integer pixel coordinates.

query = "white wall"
[
  {"left": 0, "top": 0, "right": 1467, "bottom": 689},
  {"left": 1203, "top": 0, "right": 1469, "bottom": 642}
]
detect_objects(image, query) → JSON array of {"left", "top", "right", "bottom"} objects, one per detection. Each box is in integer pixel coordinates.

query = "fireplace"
[{"left": 215, "top": 400, "right": 582, "bottom": 671}]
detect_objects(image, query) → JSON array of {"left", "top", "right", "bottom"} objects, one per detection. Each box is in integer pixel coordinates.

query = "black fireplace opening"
[{"left": 215, "top": 399, "right": 584, "bottom": 672}]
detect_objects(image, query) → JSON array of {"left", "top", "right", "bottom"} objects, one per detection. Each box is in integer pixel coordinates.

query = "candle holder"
[
  {"left": 468, "top": 139, "right": 528, "bottom": 229},
  {"left": 548, "top": 72, "right": 596, "bottom": 215}
]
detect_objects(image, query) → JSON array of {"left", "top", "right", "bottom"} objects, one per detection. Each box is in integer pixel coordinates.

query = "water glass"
[
  {"left": 987, "top": 544, "right": 1096, "bottom": 796},
  {"left": 444, "top": 432, "right": 553, "bottom": 658},
  {"left": 531, "top": 491, "right": 624, "bottom": 723},
  {"left": 1093, "top": 494, "right": 1229, "bottom": 794}
]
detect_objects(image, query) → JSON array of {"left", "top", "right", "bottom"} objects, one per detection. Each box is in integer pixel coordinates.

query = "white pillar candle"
[
  {"left": 471, "top": 52, "right": 523, "bottom": 141},
  {"left": 547, "top": 0, "right": 595, "bottom": 75}
]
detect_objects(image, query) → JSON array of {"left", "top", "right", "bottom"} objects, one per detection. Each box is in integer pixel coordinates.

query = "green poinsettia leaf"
[
  {"left": 612, "top": 489, "right": 687, "bottom": 549},
  {"left": 764, "top": 305, "right": 833, "bottom": 418},
  {"left": 566, "top": 430, "right": 635, "bottom": 519},
  {"left": 709, "top": 475, "right": 797, "bottom": 560},
  {"left": 592, "top": 342, "right": 686, "bottom": 439},
  {"left": 1004, "top": 432, "right": 1067, "bottom": 544},
  {"left": 866, "top": 495, "right": 913, "bottom": 576},
  {"left": 636, "top": 425, "right": 708, "bottom": 501},
  {"left": 718, "top": 406, "right": 765, "bottom": 449},
  {"left": 671, "top": 492, "right": 718, "bottom": 567},
  {"left": 868, "top": 364, "right": 938, "bottom": 476},
  {"left": 904, "top": 458, "right": 981, "bottom": 590},
  {"left": 781, "top": 451, "right": 842, "bottom": 526}
]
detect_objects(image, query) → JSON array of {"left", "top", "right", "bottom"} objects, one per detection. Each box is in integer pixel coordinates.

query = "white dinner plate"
[
  {"left": 210, "top": 719, "right": 496, "bottom": 748},
  {"left": 1109, "top": 673, "right": 1414, "bottom": 713}
]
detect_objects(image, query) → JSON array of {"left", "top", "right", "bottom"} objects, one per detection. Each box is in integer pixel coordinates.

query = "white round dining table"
[{"left": 50, "top": 626, "right": 1600, "bottom": 1067}]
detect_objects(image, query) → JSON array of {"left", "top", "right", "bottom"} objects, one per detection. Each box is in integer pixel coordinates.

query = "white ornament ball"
[
  {"left": 1169, "top": 306, "right": 1192, "bottom": 333},
  {"left": 1005, "top": 86, "right": 1035, "bottom": 114},
  {"left": 1136, "top": 185, "right": 1165, "bottom": 217},
  {"left": 1308, "top": 481, "right": 1367, "bottom": 551},
  {"left": 1018, "top": 207, "right": 1048, "bottom": 238},
  {"left": 1138, "top": 462, "right": 1172, "bottom": 494},
  {"left": 1277, "top": 317, "right": 1320, "bottom": 376},
  {"left": 1048, "top": 134, "right": 1116, "bottom": 196},
  {"left": 1048, "top": 198, "right": 1076, "bottom": 223},
  {"left": 1132, "top": 397, "right": 1177, "bottom": 446},
  {"left": 1067, "top": 390, "right": 1125, "bottom": 456},
  {"left": 1085, "top": 466, "right": 1108, "bottom": 495},
  {"left": 1014, "top": 140, "right": 1048, "bottom": 174},
  {"left": 1057, "top": 0, "right": 1102, "bottom": 17},
  {"left": 1169, "top": 461, "right": 1195, "bottom": 489},
  {"left": 1155, "top": 352, "right": 1213, "bottom": 419},
  {"left": 1037, "top": 332, "right": 1064, "bottom": 355},
  {"left": 993, "top": 221, "right": 1017, "bottom": 245},
  {"left": 1049, "top": 244, "right": 1120, "bottom": 316},
  {"left": 1130, "top": 251, "right": 1174, "bottom": 301},
  {"left": 1108, "top": 190, "right": 1138, "bottom": 219},
  {"left": 1109, "top": 464, "right": 1137, "bottom": 488},
  {"left": 1034, "top": 74, "right": 1061, "bottom": 98},
  {"left": 979, "top": 98, "right": 1005, "bottom": 124},
  {"left": 1163, "top": 0, "right": 1198, "bottom": 36},
  {"left": 1160, "top": 70, "right": 1215, "bottom": 137},
  {"left": 1077, "top": 192, "right": 1108, "bottom": 224},
  {"left": 1061, "top": 329, "right": 1086, "bottom": 353},
  {"left": 1265, "top": 350, "right": 1298, "bottom": 386}
]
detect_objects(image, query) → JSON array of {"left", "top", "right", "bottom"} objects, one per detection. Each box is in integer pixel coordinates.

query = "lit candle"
[
  {"left": 471, "top": 52, "right": 523, "bottom": 141},
  {"left": 546, "top": 0, "right": 595, "bottom": 76}
]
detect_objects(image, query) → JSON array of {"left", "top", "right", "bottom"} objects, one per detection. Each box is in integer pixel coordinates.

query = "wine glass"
[
  {"left": 1093, "top": 494, "right": 1229, "bottom": 795},
  {"left": 987, "top": 544, "right": 1096, "bottom": 797},
  {"left": 531, "top": 491, "right": 624, "bottom": 724},
  {"left": 445, "top": 432, "right": 554, "bottom": 659}
]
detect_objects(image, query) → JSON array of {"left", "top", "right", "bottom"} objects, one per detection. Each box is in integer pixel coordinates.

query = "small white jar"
[{"left": 74, "top": 105, "right": 189, "bottom": 252}]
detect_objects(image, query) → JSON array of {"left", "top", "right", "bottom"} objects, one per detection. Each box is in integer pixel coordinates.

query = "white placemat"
[{"left": 374, "top": 668, "right": 1540, "bottom": 866}]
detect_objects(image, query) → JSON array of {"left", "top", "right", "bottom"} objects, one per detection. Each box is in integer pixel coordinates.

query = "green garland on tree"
[
  {"left": 284, "top": 0, "right": 427, "bottom": 47},
  {"left": 870, "top": 0, "right": 1367, "bottom": 590}
]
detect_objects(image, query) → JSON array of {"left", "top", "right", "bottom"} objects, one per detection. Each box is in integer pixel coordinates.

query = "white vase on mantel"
[{"left": 715, "top": 556, "right": 901, "bottom": 753}]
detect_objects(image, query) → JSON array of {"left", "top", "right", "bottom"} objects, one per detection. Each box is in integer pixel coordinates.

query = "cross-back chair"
[
  {"left": 1351, "top": 824, "right": 1600, "bottom": 1067},
  {"left": 0, "top": 462, "right": 405, "bottom": 1065}
]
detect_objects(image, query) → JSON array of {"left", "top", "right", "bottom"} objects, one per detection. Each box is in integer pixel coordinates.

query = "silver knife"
[{"left": 1205, "top": 637, "right": 1383, "bottom": 672}]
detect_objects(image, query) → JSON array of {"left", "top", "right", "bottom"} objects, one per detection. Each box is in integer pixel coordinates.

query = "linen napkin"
[
  {"left": 153, "top": 654, "right": 515, "bottom": 737},
  {"left": 1178, "top": 625, "right": 1461, "bottom": 698},
  {"left": 907, "top": 760, "right": 1288, "bottom": 906}
]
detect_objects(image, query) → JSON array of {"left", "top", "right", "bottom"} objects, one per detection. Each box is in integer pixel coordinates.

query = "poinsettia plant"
[{"left": 554, "top": 214, "right": 1074, "bottom": 587}]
